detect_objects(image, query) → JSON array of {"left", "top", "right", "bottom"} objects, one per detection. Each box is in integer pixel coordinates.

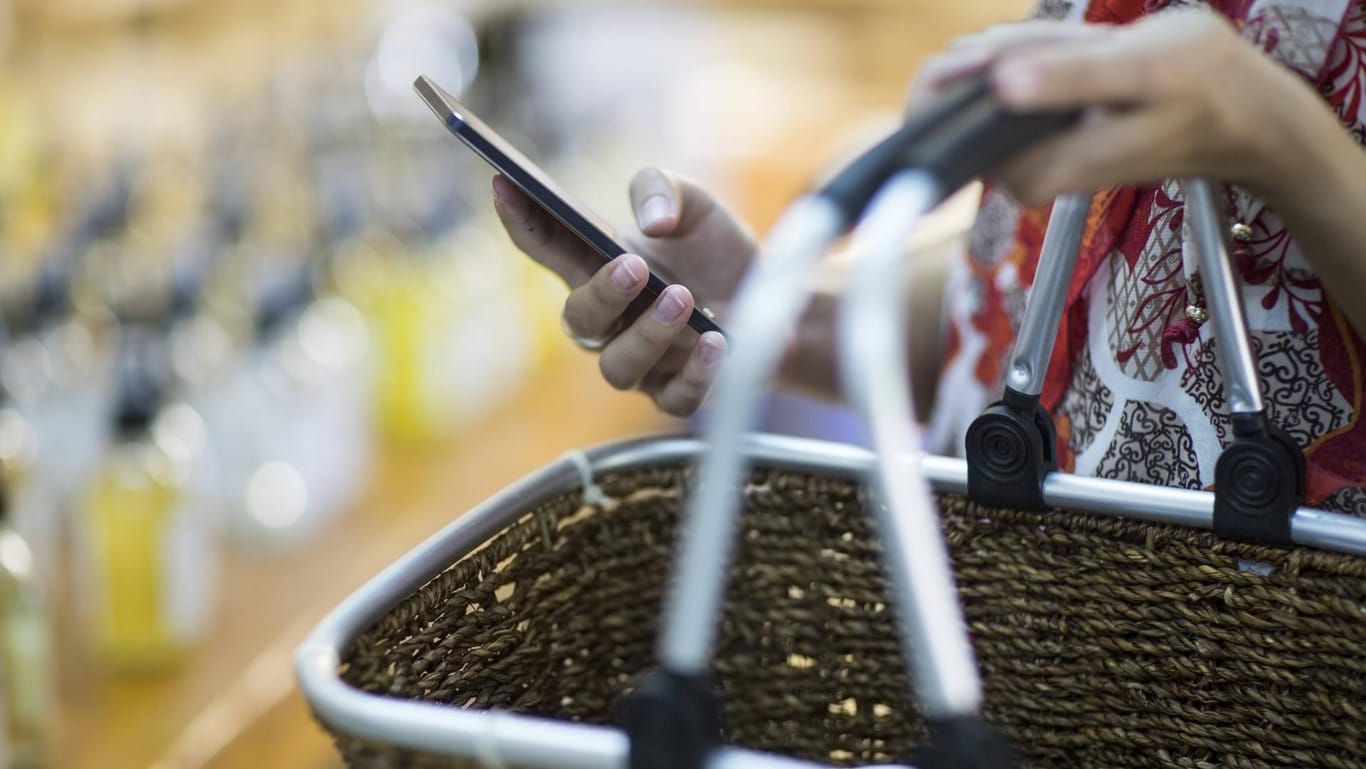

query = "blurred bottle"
[
  {"left": 480, "top": 200, "right": 569, "bottom": 374},
  {"left": 0, "top": 462, "right": 56, "bottom": 767},
  {"left": 5, "top": 173, "right": 130, "bottom": 534},
  {"left": 437, "top": 223, "right": 536, "bottom": 420},
  {"left": 0, "top": 369, "right": 59, "bottom": 590},
  {"left": 220, "top": 250, "right": 371, "bottom": 550},
  {"left": 80, "top": 332, "right": 211, "bottom": 672},
  {"left": 338, "top": 207, "right": 543, "bottom": 443},
  {"left": 295, "top": 294, "right": 371, "bottom": 516},
  {"left": 163, "top": 215, "right": 244, "bottom": 538},
  {"left": 337, "top": 229, "right": 461, "bottom": 445},
  {"left": 197, "top": 138, "right": 375, "bottom": 546}
]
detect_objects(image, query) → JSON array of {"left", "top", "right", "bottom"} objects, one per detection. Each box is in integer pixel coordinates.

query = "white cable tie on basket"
[
  {"left": 563, "top": 449, "right": 609, "bottom": 507},
  {"left": 473, "top": 711, "right": 510, "bottom": 769}
]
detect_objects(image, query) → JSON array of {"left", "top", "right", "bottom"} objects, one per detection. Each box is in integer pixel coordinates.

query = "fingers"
[
  {"left": 629, "top": 167, "right": 682, "bottom": 237},
  {"left": 990, "top": 10, "right": 1236, "bottom": 110},
  {"left": 996, "top": 107, "right": 1197, "bottom": 204},
  {"left": 597, "top": 285, "right": 695, "bottom": 391},
  {"left": 992, "top": 39, "right": 1153, "bottom": 110},
  {"left": 562, "top": 253, "right": 650, "bottom": 340},
  {"left": 628, "top": 167, "right": 720, "bottom": 238},
  {"left": 910, "top": 21, "right": 1109, "bottom": 108},
  {"left": 945, "top": 19, "right": 1108, "bottom": 53},
  {"left": 651, "top": 332, "right": 726, "bottom": 417},
  {"left": 492, "top": 174, "right": 600, "bottom": 287},
  {"left": 560, "top": 255, "right": 719, "bottom": 416}
]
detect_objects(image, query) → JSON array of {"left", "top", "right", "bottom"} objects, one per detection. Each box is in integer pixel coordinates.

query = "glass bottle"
[
  {"left": 0, "top": 479, "right": 55, "bottom": 767},
  {"left": 0, "top": 393, "right": 58, "bottom": 588},
  {"left": 82, "top": 339, "right": 209, "bottom": 673}
]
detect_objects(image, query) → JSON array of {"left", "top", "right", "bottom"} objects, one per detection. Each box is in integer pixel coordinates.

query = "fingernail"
[
  {"left": 698, "top": 334, "right": 724, "bottom": 367},
  {"left": 994, "top": 62, "right": 1040, "bottom": 104},
  {"left": 610, "top": 254, "right": 644, "bottom": 292},
  {"left": 654, "top": 287, "right": 688, "bottom": 323},
  {"left": 637, "top": 195, "right": 674, "bottom": 232},
  {"left": 492, "top": 176, "right": 528, "bottom": 217}
]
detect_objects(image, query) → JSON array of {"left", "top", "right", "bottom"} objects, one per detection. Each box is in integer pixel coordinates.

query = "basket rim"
[{"left": 293, "top": 432, "right": 1366, "bottom": 768}]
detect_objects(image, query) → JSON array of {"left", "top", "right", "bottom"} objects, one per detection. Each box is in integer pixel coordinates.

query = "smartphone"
[{"left": 414, "top": 75, "right": 724, "bottom": 337}]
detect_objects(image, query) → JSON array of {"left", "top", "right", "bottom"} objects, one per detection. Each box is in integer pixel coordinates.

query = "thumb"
[{"left": 629, "top": 167, "right": 718, "bottom": 239}]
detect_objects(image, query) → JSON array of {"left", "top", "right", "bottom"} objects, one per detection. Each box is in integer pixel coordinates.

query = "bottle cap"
[{"left": 113, "top": 328, "right": 167, "bottom": 437}]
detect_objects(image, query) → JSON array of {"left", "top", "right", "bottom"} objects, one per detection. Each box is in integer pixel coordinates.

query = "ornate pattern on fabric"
[
  {"left": 968, "top": 188, "right": 1025, "bottom": 267},
  {"left": 1036, "top": 0, "right": 1079, "bottom": 19},
  {"left": 1095, "top": 401, "right": 1202, "bottom": 487},
  {"left": 930, "top": 0, "right": 1366, "bottom": 510},
  {"left": 1235, "top": 212, "right": 1323, "bottom": 333},
  {"left": 1179, "top": 330, "right": 1353, "bottom": 448},
  {"left": 1320, "top": 484, "right": 1366, "bottom": 514},
  {"left": 1244, "top": 5, "right": 1346, "bottom": 78},
  {"left": 1056, "top": 345, "right": 1114, "bottom": 461},
  {"left": 1257, "top": 330, "right": 1355, "bottom": 446},
  {"left": 1105, "top": 181, "right": 1187, "bottom": 381},
  {"left": 1323, "top": 0, "right": 1366, "bottom": 143}
]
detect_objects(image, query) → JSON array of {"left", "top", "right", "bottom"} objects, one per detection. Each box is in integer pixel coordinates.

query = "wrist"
[{"left": 1240, "top": 63, "right": 1356, "bottom": 214}]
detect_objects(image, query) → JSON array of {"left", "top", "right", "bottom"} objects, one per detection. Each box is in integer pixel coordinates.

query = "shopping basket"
[
  {"left": 297, "top": 430, "right": 1366, "bottom": 768},
  {"left": 296, "top": 76, "right": 1366, "bottom": 769}
]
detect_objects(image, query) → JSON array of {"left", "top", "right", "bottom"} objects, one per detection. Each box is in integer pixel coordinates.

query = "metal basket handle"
[
  {"left": 837, "top": 170, "right": 1008, "bottom": 769},
  {"left": 963, "top": 180, "right": 1305, "bottom": 545},
  {"left": 965, "top": 193, "right": 1092, "bottom": 509},
  {"left": 623, "top": 77, "right": 1076, "bottom": 769},
  {"left": 1182, "top": 179, "right": 1305, "bottom": 545}
]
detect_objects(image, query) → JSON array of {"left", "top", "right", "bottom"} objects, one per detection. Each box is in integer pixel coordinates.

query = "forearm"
[
  {"left": 1249, "top": 66, "right": 1366, "bottom": 338},
  {"left": 775, "top": 289, "right": 843, "bottom": 402},
  {"left": 775, "top": 234, "right": 959, "bottom": 421}
]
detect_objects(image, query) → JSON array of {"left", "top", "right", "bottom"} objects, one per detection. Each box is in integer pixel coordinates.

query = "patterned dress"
[{"left": 928, "top": 0, "right": 1366, "bottom": 513}]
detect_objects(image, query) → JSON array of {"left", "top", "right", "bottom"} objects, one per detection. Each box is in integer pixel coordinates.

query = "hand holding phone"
[
  {"left": 416, "top": 77, "right": 723, "bottom": 336},
  {"left": 416, "top": 76, "right": 756, "bottom": 416}
]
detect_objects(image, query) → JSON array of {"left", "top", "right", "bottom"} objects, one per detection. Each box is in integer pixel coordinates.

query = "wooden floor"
[{"left": 56, "top": 350, "right": 668, "bottom": 769}]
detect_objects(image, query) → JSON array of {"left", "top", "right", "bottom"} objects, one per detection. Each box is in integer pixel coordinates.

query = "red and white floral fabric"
[{"left": 929, "top": 0, "right": 1366, "bottom": 513}]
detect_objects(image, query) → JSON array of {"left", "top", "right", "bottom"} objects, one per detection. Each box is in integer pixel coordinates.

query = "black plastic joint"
[
  {"left": 1213, "top": 411, "right": 1305, "bottom": 547},
  {"left": 965, "top": 387, "right": 1057, "bottom": 510},
  {"left": 617, "top": 669, "right": 723, "bottom": 769},
  {"left": 999, "top": 386, "right": 1038, "bottom": 413},
  {"left": 912, "top": 715, "right": 1016, "bottom": 769}
]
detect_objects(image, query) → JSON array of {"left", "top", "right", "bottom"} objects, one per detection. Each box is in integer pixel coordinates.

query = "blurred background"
[{"left": 0, "top": 0, "right": 1031, "bottom": 767}]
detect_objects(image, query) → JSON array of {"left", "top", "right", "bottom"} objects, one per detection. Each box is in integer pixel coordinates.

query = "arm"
[
  {"left": 496, "top": 165, "right": 962, "bottom": 418},
  {"left": 777, "top": 230, "right": 961, "bottom": 422},
  {"left": 1250, "top": 74, "right": 1366, "bottom": 337},
  {"left": 977, "top": 9, "right": 1366, "bottom": 336}
]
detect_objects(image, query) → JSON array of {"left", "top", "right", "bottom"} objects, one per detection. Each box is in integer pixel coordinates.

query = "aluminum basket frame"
[{"left": 294, "top": 432, "right": 1366, "bottom": 769}]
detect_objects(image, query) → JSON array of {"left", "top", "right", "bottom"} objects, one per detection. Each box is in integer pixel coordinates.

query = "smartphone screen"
[{"left": 414, "top": 76, "right": 723, "bottom": 337}]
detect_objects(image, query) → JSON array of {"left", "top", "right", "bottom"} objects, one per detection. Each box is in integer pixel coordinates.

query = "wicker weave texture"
[{"left": 330, "top": 465, "right": 1366, "bottom": 769}]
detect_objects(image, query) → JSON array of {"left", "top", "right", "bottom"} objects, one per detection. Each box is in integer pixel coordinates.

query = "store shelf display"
[{"left": 0, "top": 6, "right": 618, "bottom": 761}]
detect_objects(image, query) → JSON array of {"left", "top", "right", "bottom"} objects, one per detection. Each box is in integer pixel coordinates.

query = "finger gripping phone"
[{"left": 414, "top": 76, "right": 723, "bottom": 337}]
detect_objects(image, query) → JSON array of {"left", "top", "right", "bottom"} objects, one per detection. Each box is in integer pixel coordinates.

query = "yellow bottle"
[
  {"left": 83, "top": 349, "right": 204, "bottom": 673},
  {"left": 346, "top": 231, "right": 463, "bottom": 445},
  {"left": 0, "top": 474, "right": 55, "bottom": 767}
]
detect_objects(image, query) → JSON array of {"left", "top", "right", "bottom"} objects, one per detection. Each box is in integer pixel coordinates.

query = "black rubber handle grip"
[
  {"left": 816, "top": 74, "right": 1078, "bottom": 220},
  {"left": 906, "top": 80, "right": 1078, "bottom": 193}
]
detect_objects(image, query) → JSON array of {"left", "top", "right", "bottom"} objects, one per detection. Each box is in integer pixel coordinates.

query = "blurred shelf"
[
  {"left": 697, "top": 0, "right": 1033, "bottom": 14},
  {"left": 54, "top": 350, "right": 669, "bottom": 769}
]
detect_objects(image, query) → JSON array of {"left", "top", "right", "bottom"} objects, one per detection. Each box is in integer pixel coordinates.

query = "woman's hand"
[
  {"left": 975, "top": 10, "right": 1312, "bottom": 205},
  {"left": 918, "top": 9, "right": 1366, "bottom": 338},
  {"left": 909, "top": 19, "right": 1109, "bottom": 111},
  {"left": 493, "top": 168, "right": 757, "bottom": 416}
]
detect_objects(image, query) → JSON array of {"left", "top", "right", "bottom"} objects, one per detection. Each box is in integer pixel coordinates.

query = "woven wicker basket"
[{"left": 297, "top": 435, "right": 1366, "bottom": 769}]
